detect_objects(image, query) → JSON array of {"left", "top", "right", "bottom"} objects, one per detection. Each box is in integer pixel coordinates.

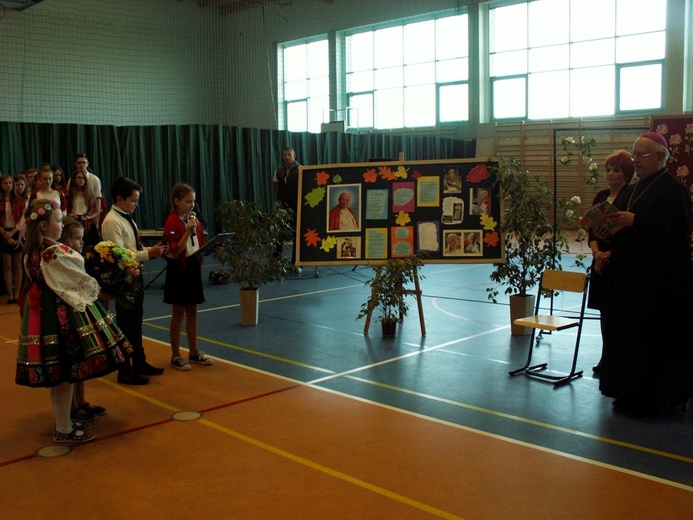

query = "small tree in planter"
[
  {"left": 486, "top": 158, "right": 580, "bottom": 334},
  {"left": 214, "top": 200, "right": 293, "bottom": 325},
  {"left": 356, "top": 255, "right": 424, "bottom": 337}
]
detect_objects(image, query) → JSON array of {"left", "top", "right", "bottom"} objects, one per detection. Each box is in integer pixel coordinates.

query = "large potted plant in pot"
[
  {"left": 486, "top": 158, "right": 578, "bottom": 334},
  {"left": 214, "top": 200, "right": 293, "bottom": 325},
  {"left": 356, "top": 255, "right": 424, "bottom": 337}
]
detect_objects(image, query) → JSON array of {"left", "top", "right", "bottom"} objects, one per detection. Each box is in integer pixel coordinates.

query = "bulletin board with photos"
[{"left": 295, "top": 158, "right": 504, "bottom": 265}]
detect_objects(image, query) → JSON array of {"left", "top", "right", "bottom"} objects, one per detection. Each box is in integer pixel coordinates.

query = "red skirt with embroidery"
[{"left": 15, "top": 282, "right": 130, "bottom": 388}]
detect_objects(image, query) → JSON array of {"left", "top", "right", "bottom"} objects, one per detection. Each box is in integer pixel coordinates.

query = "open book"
[
  {"left": 193, "top": 233, "right": 234, "bottom": 257},
  {"left": 579, "top": 201, "right": 619, "bottom": 229}
]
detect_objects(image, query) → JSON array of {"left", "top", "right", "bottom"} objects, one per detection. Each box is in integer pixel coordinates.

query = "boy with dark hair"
[{"left": 101, "top": 177, "right": 167, "bottom": 385}]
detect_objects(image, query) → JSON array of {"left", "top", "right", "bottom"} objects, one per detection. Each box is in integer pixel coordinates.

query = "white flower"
[
  {"left": 580, "top": 135, "right": 586, "bottom": 143},
  {"left": 582, "top": 155, "right": 592, "bottom": 162},
  {"left": 561, "top": 156, "right": 569, "bottom": 164},
  {"left": 564, "top": 137, "right": 575, "bottom": 144},
  {"left": 576, "top": 228, "right": 587, "bottom": 240},
  {"left": 587, "top": 177, "right": 597, "bottom": 184},
  {"left": 589, "top": 163, "right": 598, "bottom": 171},
  {"left": 576, "top": 253, "right": 586, "bottom": 260},
  {"left": 565, "top": 209, "right": 574, "bottom": 218},
  {"left": 571, "top": 196, "right": 582, "bottom": 204}
]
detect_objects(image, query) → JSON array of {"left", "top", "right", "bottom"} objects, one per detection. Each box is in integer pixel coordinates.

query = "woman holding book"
[{"left": 585, "top": 150, "right": 634, "bottom": 374}]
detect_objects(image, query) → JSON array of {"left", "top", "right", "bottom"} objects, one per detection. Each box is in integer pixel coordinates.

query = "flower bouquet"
[{"left": 84, "top": 241, "right": 142, "bottom": 308}]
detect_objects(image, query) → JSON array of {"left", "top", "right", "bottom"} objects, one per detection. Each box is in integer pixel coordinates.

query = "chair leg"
[{"left": 509, "top": 328, "right": 543, "bottom": 376}]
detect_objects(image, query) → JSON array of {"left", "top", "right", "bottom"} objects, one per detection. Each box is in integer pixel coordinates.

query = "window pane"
[
  {"left": 284, "top": 80, "right": 307, "bottom": 101},
  {"left": 491, "top": 50, "right": 527, "bottom": 77},
  {"left": 284, "top": 45, "right": 307, "bottom": 82},
  {"left": 528, "top": 71, "right": 569, "bottom": 119},
  {"left": 405, "top": 63, "right": 435, "bottom": 87},
  {"left": 287, "top": 101, "right": 307, "bottom": 132},
  {"left": 375, "top": 26, "right": 403, "bottom": 68},
  {"left": 439, "top": 84, "right": 468, "bottom": 122},
  {"left": 620, "top": 64, "right": 662, "bottom": 110},
  {"left": 437, "top": 15, "right": 468, "bottom": 59},
  {"left": 491, "top": 4, "right": 527, "bottom": 52},
  {"left": 347, "top": 71, "right": 373, "bottom": 93},
  {"left": 310, "top": 77, "right": 329, "bottom": 97},
  {"left": 308, "top": 40, "right": 328, "bottom": 78},
  {"left": 571, "top": 39, "right": 615, "bottom": 68},
  {"left": 347, "top": 32, "right": 373, "bottom": 71},
  {"left": 375, "top": 66, "right": 403, "bottom": 89},
  {"left": 375, "top": 88, "right": 403, "bottom": 129},
  {"left": 404, "top": 85, "right": 435, "bottom": 127},
  {"left": 529, "top": 45, "right": 569, "bottom": 73},
  {"left": 438, "top": 58, "right": 468, "bottom": 82},
  {"left": 529, "top": 0, "right": 569, "bottom": 47},
  {"left": 571, "top": 0, "right": 615, "bottom": 41},
  {"left": 308, "top": 95, "right": 329, "bottom": 132},
  {"left": 404, "top": 20, "right": 434, "bottom": 64},
  {"left": 493, "top": 78, "right": 526, "bottom": 119},
  {"left": 616, "top": 0, "right": 666, "bottom": 35},
  {"left": 349, "top": 93, "right": 373, "bottom": 128},
  {"left": 571, "top": 66, "right": 615, "bottom": 116},
  {"left": 616, "top": 32, "right": 665, "bottom": 63}
]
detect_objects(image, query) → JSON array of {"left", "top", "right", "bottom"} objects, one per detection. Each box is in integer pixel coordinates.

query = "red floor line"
[
  {"left": 0, "top": 453, "right": 37, "bottom": 467},
  {"left": 199, "top": 384, "right": 302, "bottom": 414}
]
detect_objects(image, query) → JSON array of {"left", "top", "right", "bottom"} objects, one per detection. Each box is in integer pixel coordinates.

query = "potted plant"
[
  {"left": 214, "top": 200, "right": 293, "bottom": 325},
  {"left": 486, "top": 158, "right": 577, "bottom": 334},
  {"left": 356, "top": 255, "right": 424, "bottom": 337}
]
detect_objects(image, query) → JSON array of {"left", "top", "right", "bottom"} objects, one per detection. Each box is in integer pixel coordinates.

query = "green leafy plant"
[
  {"left": 357, "top": 255, "right": 424, "bottom": 325},
  {"left": 214, "top": 200, "right": 293, "bottom": 289},
  {"left": 486, "top": 158, "right": 580, "bottom": 302}
]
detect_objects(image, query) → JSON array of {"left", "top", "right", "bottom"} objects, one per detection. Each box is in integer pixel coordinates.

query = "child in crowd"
[
  {"left": 14, "top": 173, "right": 30, "bottom": 206},
  {"left": 66, "top": 169, "right": 100, "bottom": 247},
  {"left": 51, "top": 165, "right": 68, "bottom": 196},
  {"left": 16, "top": 200, "right": 129, "bottom": 443},
  {"left": 163, "top": 183, "right": 214, "bottom": 371},
  {"left": 60, "top": 217, "right": 108, "bottom": 421},
  {"left": 0, "top": 174, "right": 25, "bottom": 304},
  {"left": 30, "top": 165, "right": 66, "bottom": 211},
  {"left": 101, "top": 177, "right": 166, "bottom": 385}
]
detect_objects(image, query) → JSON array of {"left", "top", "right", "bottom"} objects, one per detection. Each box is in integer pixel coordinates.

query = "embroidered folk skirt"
[{"left": 15, "top": 283, "right": 130, "bottom": 388}]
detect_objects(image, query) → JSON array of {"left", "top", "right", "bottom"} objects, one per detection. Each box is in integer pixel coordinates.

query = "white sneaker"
[
  {"left": 189, "top": 351, "right": 213, "bottom": 365},
  {"left": 171, "top": 356, "right": 192, "bottom": 371}
]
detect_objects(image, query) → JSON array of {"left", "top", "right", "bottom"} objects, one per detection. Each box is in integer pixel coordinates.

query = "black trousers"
[{"left": 114, "top": 275, "right": 147, "bottom": 372}]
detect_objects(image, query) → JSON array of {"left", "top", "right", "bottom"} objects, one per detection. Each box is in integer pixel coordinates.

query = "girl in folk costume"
[
  {"left": 16, "top": 199, "right": 130, "bottom": 443},
  {"left": 163, "top": 183, "right": 214, "bottom": 371},
  {"left": 0, "top": 174, "right": 26, "bottom": 303},
  {"left": 66, "top": 169, "right": 100, "bottom": 246}
]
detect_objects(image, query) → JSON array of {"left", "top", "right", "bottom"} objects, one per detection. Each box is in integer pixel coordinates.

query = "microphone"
[{"left": 187, "top": 212, "right": 196, "bottom": 236}]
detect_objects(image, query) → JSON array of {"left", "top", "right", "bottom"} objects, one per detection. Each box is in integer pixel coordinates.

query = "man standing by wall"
[{"left": 272, "top": 146, "right": 301, "bottom": 271}]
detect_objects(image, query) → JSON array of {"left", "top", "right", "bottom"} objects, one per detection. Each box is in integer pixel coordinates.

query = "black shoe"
[
  {"left": 117, "top": 372, "right": 149, "bottom": 385},
  {"left": 71, "top": 406, "right": 97, "bottom": 421},
  {"left": 592, "top": 363, "right": 601, "bottom": 374},
  {"left": 134, "top": 362, "right": 164, "bottom": 376}
]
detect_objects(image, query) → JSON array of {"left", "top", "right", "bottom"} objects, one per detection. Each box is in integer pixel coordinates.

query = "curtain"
[{"left": 0, "top": 122, "right": 475, "bottom": 235}]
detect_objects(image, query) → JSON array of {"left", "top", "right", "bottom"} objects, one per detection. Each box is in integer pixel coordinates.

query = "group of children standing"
[{"left": 12, "top": 162, "right": 216, "bottom": 443}]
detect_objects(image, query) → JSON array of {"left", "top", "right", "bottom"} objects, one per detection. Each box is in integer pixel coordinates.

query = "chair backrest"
[{"left": 541, "top": 269, "right": 587, "bottom": 293}]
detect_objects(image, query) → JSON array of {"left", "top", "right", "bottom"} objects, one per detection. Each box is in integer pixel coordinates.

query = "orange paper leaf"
[
  {"left": 315, "top": 171, "right": 330, "bottom": 185},
  {"left": 483, "top": 231, "right": 500, "bottom": 248},
  {"left": 362, "top": 168, "right": 378, "bottom": 183},
  {"left": 303, "top": 228, "right": 322, "bottom": 248}
]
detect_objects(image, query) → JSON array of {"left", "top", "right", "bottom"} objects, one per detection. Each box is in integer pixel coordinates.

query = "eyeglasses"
[
  {"left": 630, "top": 152, "right": 655, "bottom": 161},
  {"left": 76, "top": 161, "right": 88, "bottom": 164}
]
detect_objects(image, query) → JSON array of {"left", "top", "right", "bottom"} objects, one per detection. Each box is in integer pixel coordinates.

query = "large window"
[
  {"left": 280, "top": 39, "right": 329, "bottom": 133},
  {"left": 345, "top": 14, "right": 469, "bottom": 130},
  {"left": 490, "top": 0, "right": 667, "bottom": 120}
]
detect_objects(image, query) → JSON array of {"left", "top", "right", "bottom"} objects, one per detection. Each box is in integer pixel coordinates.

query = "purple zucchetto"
[{"left": 640, "top": 132, "right": 668, "bottom": 148}]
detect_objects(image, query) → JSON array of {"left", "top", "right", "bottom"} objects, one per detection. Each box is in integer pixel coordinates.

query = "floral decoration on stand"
[{"left": 84, "top": 240, "right": 142, "bottom": 308}]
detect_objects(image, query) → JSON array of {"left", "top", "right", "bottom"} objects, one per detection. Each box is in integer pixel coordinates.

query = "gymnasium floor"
[{"left": 1, "top": 256, "right": 691, "bottom": 519}]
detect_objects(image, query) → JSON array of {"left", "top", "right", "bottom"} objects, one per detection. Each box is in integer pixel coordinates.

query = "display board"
[{"left": 295, "top": 158, "right": 503, "bottom": 265}]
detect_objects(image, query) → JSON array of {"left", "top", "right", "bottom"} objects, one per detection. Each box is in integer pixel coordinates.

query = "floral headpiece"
[{"left": 27, "top": 200, "right": 59, "bottom": 222}]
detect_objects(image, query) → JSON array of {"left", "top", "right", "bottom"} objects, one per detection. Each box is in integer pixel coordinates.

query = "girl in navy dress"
[{"left": 163, "top": 184, "right": 214, "bottom": 371}]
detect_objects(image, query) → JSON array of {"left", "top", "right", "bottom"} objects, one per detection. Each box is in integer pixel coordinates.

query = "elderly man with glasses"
[{"left": 596, "top": 132, "right": 692, "bottom": 416}]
